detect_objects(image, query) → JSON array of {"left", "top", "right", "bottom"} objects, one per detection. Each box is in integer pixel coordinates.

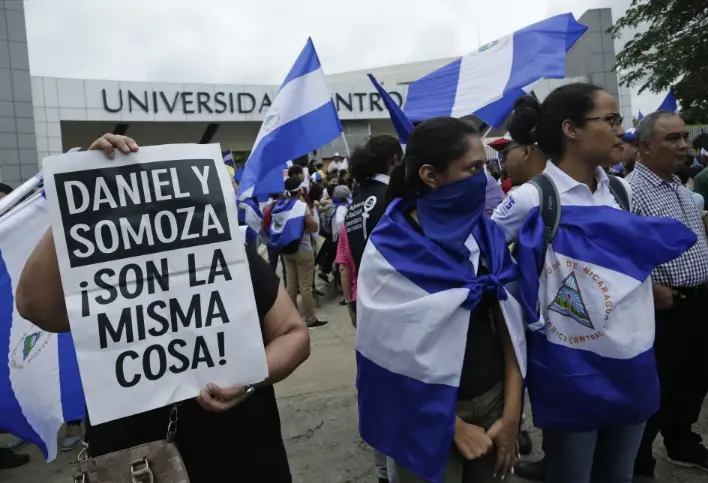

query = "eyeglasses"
[
  {"left": 585, "top": 114, "right": 624, "bottom": 130},
  {"left": 500, "top": 144, "right": 525, "bottom": 161}
]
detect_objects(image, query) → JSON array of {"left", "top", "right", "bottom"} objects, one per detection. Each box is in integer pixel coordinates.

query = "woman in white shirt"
[{"left": 491, "top": 83, "right": 696, "bottom": 483}]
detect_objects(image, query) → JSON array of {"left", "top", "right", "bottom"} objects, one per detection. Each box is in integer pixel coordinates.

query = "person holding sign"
[{"left": 16, "top": 134, "right": 311, "bottom": 483}]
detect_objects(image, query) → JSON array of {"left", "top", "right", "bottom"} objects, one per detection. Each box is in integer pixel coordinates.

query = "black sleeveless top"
[
  {"left": 402, "top": 209, "right": 505, "bottom": 399},
  {"left": 84, "top": 248, "right": 291, "bottom": 483}
]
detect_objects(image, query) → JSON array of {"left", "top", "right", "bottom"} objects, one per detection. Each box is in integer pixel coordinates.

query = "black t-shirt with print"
[{"left": 84, "top": 248, "right": 291, "bottom": 483}]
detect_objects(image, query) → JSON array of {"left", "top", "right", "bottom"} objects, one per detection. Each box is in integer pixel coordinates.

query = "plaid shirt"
[{"left": 627, "top": 163, "right": 708, "bottom": 287}]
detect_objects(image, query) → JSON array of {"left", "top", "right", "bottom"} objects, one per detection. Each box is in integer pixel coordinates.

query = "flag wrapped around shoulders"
[
  {"left": 356, "top": 198, "right": 527, "bottom": 483},
  {"left": 268, "top": 198, "right": 306, "bottom": 251},
  {"left": 0, "top": 191, "right": 85, "bottom": 461},
  {"left": 515, "top": 205, "right": 697, "bottom": 431}
]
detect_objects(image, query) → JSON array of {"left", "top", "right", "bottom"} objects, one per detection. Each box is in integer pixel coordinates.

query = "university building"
[{"left": 0, "top": 4, "right": 629, "bottom": 186}]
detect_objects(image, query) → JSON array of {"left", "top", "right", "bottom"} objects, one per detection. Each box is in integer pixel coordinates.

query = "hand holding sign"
[
  {"left": 42, "top": 143, "right": 268, "bottom": 425},
  {"left": 88, "top": 133, "right": 139, "bottom": 159},
  {"left": 197, "top": 382, "right": 250, "bottom": 413}
]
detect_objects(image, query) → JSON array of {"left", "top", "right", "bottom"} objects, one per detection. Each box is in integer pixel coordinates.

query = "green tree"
[{"left": 609, "top": 0, "right": 708, "bottom": 122}]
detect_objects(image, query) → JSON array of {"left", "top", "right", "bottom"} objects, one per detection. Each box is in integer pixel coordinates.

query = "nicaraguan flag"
[
  {"left": 238, "top": 198, "right": 263, "bottom": 246},
  {"left": 404, "top": 13, "right": 587, "bottom": 128},
  {"left": 515, "top": 205, "right": 696, "bottom": 431},
  {"left": 222, "top": 150, "right": 234, "bottom": 165},
  {"left": 238, "top": 38, "right": 343, "bottom": 200},
  {"left": 356, "top": 198, "right": 527, "bottom": 483},
  {"left": 0, "top": 191, "right": 85, "bottom": 461},
  {"left": 268, "top": 198, "right": 307, "bottom": 251},
  {"left": 367, "top": 73, "right": 413, "bottom": 145},
  {"left": 657, "top": 87, "right": 678, "bottom": 113},
  {"left": 239, "top": 198, "right": 263, "bottom": 235},
  {"left": 637, "top": 110, "right": 644, "bottom": 121}
]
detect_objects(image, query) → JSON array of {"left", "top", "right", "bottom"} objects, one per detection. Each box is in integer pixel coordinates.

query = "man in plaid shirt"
[{"left": 627, "top": 111, "right": 708, "bottom": 477}]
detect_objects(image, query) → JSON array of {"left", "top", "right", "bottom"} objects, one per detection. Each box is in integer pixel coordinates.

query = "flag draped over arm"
[
  {"left": 0, "top": 191, "right": 85, "bottom": 461},
  {"left": 355, "top": 199, "right": 526, "bottom": 483},
  {"left": 403, "top": 13, "right": 587, "bottom": 128},
  {"left": 237, "top": 38, "right": 343, "bottom": 200},
  {"left": 515, "top": 205, "right": 696, "bottom": 431}
]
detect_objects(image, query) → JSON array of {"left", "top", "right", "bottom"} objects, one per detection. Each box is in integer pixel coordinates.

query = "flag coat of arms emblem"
[
  {"left": 515, "top": 204, "right": 697, "bottom": 431},
  {"left": 0, "top": 191, "right": 85, "bottom": 461}
]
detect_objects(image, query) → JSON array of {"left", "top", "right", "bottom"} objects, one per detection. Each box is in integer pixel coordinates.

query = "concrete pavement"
[{"left": 2, "top": 297, "right": 708, "bottom": 482}]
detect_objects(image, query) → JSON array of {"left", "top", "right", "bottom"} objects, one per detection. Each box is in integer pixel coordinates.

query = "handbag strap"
[
  {"left": 165, "top": 403, "right": 180, "bottom": 443},
  {"left": 78, "top": 403, "right": 180, "bottom": 462}
]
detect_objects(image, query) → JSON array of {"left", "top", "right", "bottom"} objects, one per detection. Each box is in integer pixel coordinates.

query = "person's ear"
[
  {"left": 418, "top": 164, "right": 438, "bottom": 190},
  {"left": 522, "top": 146, "right": 531, "bottom": 160},
  {"left": 562, "top": 119, "right": 580, "bottom": 142}
]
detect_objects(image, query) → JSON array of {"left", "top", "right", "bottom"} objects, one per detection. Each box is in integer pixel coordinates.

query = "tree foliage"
[{"left": 610, "top": 0, "right": 708, "bottom": 121}]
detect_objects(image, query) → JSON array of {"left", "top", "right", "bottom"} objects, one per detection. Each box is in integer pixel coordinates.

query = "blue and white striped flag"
[
  {"left": 268, "top": 198, "right": 307, "bottom": 251},
  {"left": 656, "top": 88, "right": 678, "bottom": 113},
  {"left": 223, "top": 150, "right": 234, "bottom": 165},
  {"left": 0, "top": 191, "right": 85, "bottom": 461},
  {"left": 356, "top": 198, "right": 526, "bottom": 483},
  {"left": 367, "top": 73, "right": 413, "bottom": 145},
  {"left": 515, "top": 205, "right": 696, "bottom": 430},
  {"left": 404, "top": 13, "right": 587, "bottom": 128},
  {"left": 240, "top": 198, "right": 263, "bottom": 235},
  {"left": 238, "top": 38, "right": 343, "bottom": 200},
  {"left": 238, "top": 197, "right": 263, "bottom": 247}
]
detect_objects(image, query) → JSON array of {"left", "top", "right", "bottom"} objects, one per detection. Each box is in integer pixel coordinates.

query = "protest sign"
[{"left": 42, "top": 144, "right": 268, "bottom": 425}]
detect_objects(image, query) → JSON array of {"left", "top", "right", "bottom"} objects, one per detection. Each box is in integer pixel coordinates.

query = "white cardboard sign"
[{"left": 42, "top": 143, "right": 268, "bottom": 425}]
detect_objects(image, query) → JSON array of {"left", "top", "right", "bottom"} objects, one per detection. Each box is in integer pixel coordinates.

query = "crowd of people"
[{"left": 3, "top": 81, "right": 708, "bottom": 483}]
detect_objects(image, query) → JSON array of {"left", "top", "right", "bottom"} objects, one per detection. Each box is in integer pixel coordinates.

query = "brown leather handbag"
[{"left": 71, "top": 405, "right": 190, "bottom": 483}]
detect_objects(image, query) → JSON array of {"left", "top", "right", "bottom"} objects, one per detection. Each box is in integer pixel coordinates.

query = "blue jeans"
[{"left": 544, "top": 423, "right": 646, "bottom": 483}]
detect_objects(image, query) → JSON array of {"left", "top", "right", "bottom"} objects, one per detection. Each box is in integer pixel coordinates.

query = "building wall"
[
  {"left": 566, "top": 8, "right": 632, "bottom": 129},
  {"left": 26, "top": 7, "right": 631, "bottom": 178},
  {"left": 0, "top": 0, "right": 37, "bottom": 187}
]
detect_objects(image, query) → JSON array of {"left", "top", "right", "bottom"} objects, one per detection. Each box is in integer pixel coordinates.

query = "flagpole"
[
  {"left": 0, "top": 173, "right": 43, "bottom": 219},
  {"left": 340, "top": 132, "right": 351, "bottom": 158},
  {"left": 481, "top": 126, "right": 493, "bottom": 140}
]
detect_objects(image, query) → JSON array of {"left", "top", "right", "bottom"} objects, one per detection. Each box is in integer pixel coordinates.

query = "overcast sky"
[{"left": 24, "top": 0, "right": 664, "bottom": 118}]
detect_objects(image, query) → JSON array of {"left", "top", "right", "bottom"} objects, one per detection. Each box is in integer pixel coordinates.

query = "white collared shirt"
[
  {"left": 371, "top": 173, "right": 390, "bottom": 185},
  {"left": 491, "top": 161, "right": 633, "bottom": 243}
]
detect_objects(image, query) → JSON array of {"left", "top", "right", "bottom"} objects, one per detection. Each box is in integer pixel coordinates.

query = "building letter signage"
[{"left": 101, "top": 89, "right": 403, "bottom": 116}]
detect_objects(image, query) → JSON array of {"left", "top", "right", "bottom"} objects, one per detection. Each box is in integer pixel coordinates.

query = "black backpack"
[
  {"left": 279, "top": 236, "right": 302, "bottom": 255},
  {"left": 528, "top": 173, "right": 630, "bottom": 276}
]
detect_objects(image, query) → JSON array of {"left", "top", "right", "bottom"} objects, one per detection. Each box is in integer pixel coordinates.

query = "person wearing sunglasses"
[{"left": 491, "top": 135, "right": 547, "bottom": 192}]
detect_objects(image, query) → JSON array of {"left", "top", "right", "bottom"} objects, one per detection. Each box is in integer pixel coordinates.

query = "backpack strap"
[
  {"left": 528, "top": 173, "right": 561, "bottom": 277},
  {"left": 607, "top": 175, "right": 630, "bottom": 212}
]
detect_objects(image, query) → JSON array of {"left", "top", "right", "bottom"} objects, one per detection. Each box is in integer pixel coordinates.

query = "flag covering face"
[
  {"left": 0, "top": 191, "right": 85, "bottom": 461},
  {"left": 515, "top": 205, "right": 696, "bottom": 430},
  {"left": 403, "top": 13, "right": 587, "bottom": 128},
  {"left": 268, "top": 198, "right": 307, "bottom": 251},
  {"left": 238, "top": 38, "right": 343, "bottom": 200},
  {"left": 356, "top": 199, "right": 526, "bottom": 483}
]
